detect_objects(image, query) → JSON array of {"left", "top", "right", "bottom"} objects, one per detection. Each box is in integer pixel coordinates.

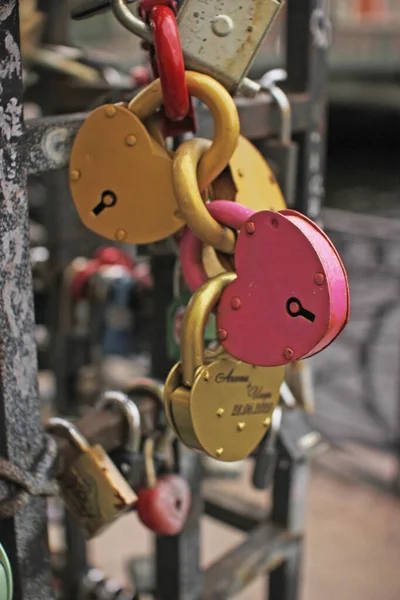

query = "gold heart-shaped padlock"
[
  {"left": 70, "top": 104, "right": 182, "bottom": 244},
  {"left": 211, "top": 135, "right": 287, "bottom": 212},
  {"left": 69, "top": 71, "right": 240, "bottom": 245},
  {"left": 164, "top": 273, "right": 284, "bottom": 462}
]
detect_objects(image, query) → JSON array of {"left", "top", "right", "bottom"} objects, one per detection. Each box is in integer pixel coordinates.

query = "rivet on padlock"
[
  {"left": 257, "top": 69, "right": 299, "bottom": 208},
  {"left": 47, "top": 418, "right": 137, "bottom": 539},
  {"left": 96, "top": 391, "right": 142, "bottom": 487},
  {"left": 164, "top": 272, "right": 284, "bottom": 462},
  {"left": 136, "top": 435, "right": 191, "bottom": 536},
  {"left": 178, "top": 200, "right": 350, "bottom": 366},
  {"left": 70, "top": 71, "right": 240, "bottom": 245}
]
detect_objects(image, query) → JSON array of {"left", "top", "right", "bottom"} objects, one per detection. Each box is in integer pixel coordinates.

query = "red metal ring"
[{"left": 149, "top": 5, "right": 189, "bottom": 122}]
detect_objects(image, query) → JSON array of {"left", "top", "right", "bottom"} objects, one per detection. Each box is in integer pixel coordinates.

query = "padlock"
[
  {"left": 164, "top": 272, "right": 284, "bottom": 462},
  {"left": 110, "top": 0, "right": 283, "bottom": 98},
  {"left": 136, "top": 436, "right": 191, "bottom": 535},
  {"left": 70, "top": 71, "right": 240, "bottom": 245},
  {"left": 96, "top": 391, "right": 142, "bottom": 487},
  {"left": 0, "top": 543, "right": 12, "bottom": 600},
  {"left": 166, "top": 260, "right": 216, "bottom": 361},
  {"left": 252, "top": 404, "right": 282, "bottom": 490},
  {"left": 47, "top": 418, "right": 137, "bottom": 539},
  {"left": 178, "top": 200, "right": 350, "bottom": 366},
  {"left": 210, "top": 135, "right": 287, "bottom": 213},
  {"left": 255, "top": 69, "right": 299, "bottom": 208}
]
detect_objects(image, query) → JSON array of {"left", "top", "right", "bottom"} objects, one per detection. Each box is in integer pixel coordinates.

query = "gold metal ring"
[{"left": 128, "top": 71, "right": 240, "bottom": 192}]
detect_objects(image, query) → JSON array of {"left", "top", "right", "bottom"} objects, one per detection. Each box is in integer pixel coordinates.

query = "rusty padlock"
[
  {"left": 47, "top": 418, "right": 137, "bottom": 539},
  {"left": 164, "top": 273, "right": 284, "bottom": 462},
  {"left": 179, "top": 200, "right": 350, "bottom": 367},
  {"left": 69, "top": 71, "right": 239, "bottom": 245}
]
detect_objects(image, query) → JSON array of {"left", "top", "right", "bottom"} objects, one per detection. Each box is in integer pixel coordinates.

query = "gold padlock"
[
  {"left": 164, "top": 273, "right": 284, "bottom": 462},
  {"left": 211, "top": 135, "right": 287, "bottom": 212},
  {"left": 70, "top": 71, "right": 240, "bottom": 245},
  {"left": 47, "top": 418, "right": 137, "bottom": 539}
]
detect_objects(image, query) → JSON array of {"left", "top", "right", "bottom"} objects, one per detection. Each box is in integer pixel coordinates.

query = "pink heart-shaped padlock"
[{"left": 180, "top": 201, "right": 350, "bottom": 367}]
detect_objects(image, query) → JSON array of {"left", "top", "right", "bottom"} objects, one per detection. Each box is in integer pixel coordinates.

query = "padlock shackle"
[
  {"left": 129, "top": 72, "right": 240, "bottom": 193},
  {"left": 143, "top": 436, "right": 157, "bottom": 489},
  {"left": 97, "top": 391, "right": 141, "bottom": 453},
  {"left": 46, "top": 418, "right": 90, "bottom": 453},
  {"left": 260, "top": 69, "right": 291, "bottom": 145},
  {"left": 181, "top": 272, "right": 236, "bottom": 388},
  {"left": 112, "top": 0, "right": 153, "bottom": 42}
]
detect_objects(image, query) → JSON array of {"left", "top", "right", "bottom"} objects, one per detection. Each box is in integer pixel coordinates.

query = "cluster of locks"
[{"left": 40, "top": 0, "right": 350, "bottom": 547}]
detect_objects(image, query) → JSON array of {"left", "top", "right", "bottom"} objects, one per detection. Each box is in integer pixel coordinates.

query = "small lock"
[
  {"left": 136, "top": 435, "right": 191, "bottom": 536},
  {"left": 256, "top": 69, "right": 299, "bottom": 208},
  {"left": 164, "top": 273, "right": 284, "bottom": 462},
  {"left": 47, "top": 418, "right": 137, "bottom": 539}
]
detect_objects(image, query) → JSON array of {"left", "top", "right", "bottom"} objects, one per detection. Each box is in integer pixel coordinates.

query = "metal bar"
[
  {"left": 151, "top": 255, "right": 203, "bottom": 600},
  {"left": 0, "top": 1, "right": 53, "bottom": 599},
  {"left": 203, "top": 523, "right": 298, "bottom": 600},
  {"left": 25, "top": 94, "right": 310, "bottom": 175},
  {"left": 286, "top": 0, "right": 330, "bottom": 221},
  {"left": 268, "top": 451, "right": 309, "bottom": 600},
  {"left": 203, "top": 488, "right": 265, "bottom": 532}
]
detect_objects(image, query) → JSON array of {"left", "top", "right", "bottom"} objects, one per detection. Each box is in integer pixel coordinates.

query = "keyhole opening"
[
  {"left": 175, "top": 498, "right": 182, "bottom": 512},
  {"left": 286, "top": 297, "right": 316, "bottom": 323},
  {"left": 93, "top": 190, "right": 117, "bottom": 216}
]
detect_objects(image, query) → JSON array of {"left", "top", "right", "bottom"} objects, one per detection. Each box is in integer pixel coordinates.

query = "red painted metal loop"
[{"left": 148, "top": 4, "right": 190, "bottom": 122}]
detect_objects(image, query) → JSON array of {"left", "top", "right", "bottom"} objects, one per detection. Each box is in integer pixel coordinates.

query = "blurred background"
[{"left": 18, "top": 0, "right": 400, "bottom": 598}]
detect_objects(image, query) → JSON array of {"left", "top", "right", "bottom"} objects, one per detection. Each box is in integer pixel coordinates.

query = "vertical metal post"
[
  {"left": 0, "top": 2, "right": 53, "bottom": 599},
  {"left": 151, "top": 255, "right": 203, "bottom": 600},
  {"left": 269, "top": 449, "right": 309, "bottom": 600},
  {"left": 286, "top": 0, "right": 330, "bottom": 222}
]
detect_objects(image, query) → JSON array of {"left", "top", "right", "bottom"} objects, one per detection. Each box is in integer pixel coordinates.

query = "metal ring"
[
  {"left": 128, "top": 71, "right": 240, "bottom": 192},
  {"left": 111, "top": 0, "right": 152, "bottom": 42},
  {"left": 97, "top": 391, "right": 141, "bottom": 453},
  {"left": 150, "top": 5, "right": 189, "bottom": 122},
  {"left": 173, "top": 138, "right": 236, "bottom": 254}
]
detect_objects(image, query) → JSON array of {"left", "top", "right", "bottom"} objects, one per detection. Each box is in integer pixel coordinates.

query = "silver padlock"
[
  {"left": 257, "top": 69, "right": 299, "bottom": 207},
  {"left": 70, "top": 0, "right": 284, "bottom": 98}
]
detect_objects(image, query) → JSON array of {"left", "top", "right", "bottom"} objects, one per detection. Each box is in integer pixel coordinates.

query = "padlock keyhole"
[
  {"left": 93, "top": 190, "right": 117, "bottom": 216},
  {"left": 286, "top": 297, "right": 316, "bottom": 323}
]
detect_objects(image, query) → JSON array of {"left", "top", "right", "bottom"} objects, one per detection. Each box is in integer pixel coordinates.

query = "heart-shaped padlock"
[
  {"left": 210, "top": 135, "right": 287, "bottom": 212},
  {"left": 179, "top": 201, "right": 350, "bottom": 366},
  {"left": 136, "top": 437, "right": 191, "bottom": 536},
  {"left": 164, "top": 273, "right": 285, "bottom": 462},
  {"left": 70, "top": 71, "right": 240, "bottom": 245}
]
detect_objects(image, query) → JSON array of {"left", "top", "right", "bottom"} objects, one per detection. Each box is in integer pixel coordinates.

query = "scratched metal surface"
[{"left": 0, "top": 1, "right": 53, "bottom": 599}]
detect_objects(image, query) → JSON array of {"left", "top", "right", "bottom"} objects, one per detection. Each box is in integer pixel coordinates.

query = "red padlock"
[
  {"left": 71, "top": 247, "right": 135, "bottom": 299},
  {"left": 136, "top": 436, "right": 191, "bottom": 536},
  {"left": 179, "top": 201, "right": 350, "bottom": 366}
]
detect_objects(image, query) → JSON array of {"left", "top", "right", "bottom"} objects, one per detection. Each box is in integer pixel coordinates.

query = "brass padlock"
[
  {"left": 70, "top": 71, "right": 240, "bottom": 245},
  {"left": 47, "top": 418, "right": 137, "bottom": 539},
  {"left": 164, "top": 273, "right": 284, "bottom": 462}
]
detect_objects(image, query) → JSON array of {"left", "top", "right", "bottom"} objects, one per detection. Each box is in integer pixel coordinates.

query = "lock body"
[
  {"left": 211, "top": 136, "right": 287, "bottom": 212},
  {"left": 177, "top": 0, "right": 283, "bottom": 95},
  {"left": 164, "top": 355, "right": 284, "bottom": 462},
  {"left": 0, "top": 544, "right": 12, "bottom": 600},
  {"left": 69, "top": 104, "right": 183, "bottom": 244},
  {"left": 59, "top": 443, "right": 137, "bottom": 538}
]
